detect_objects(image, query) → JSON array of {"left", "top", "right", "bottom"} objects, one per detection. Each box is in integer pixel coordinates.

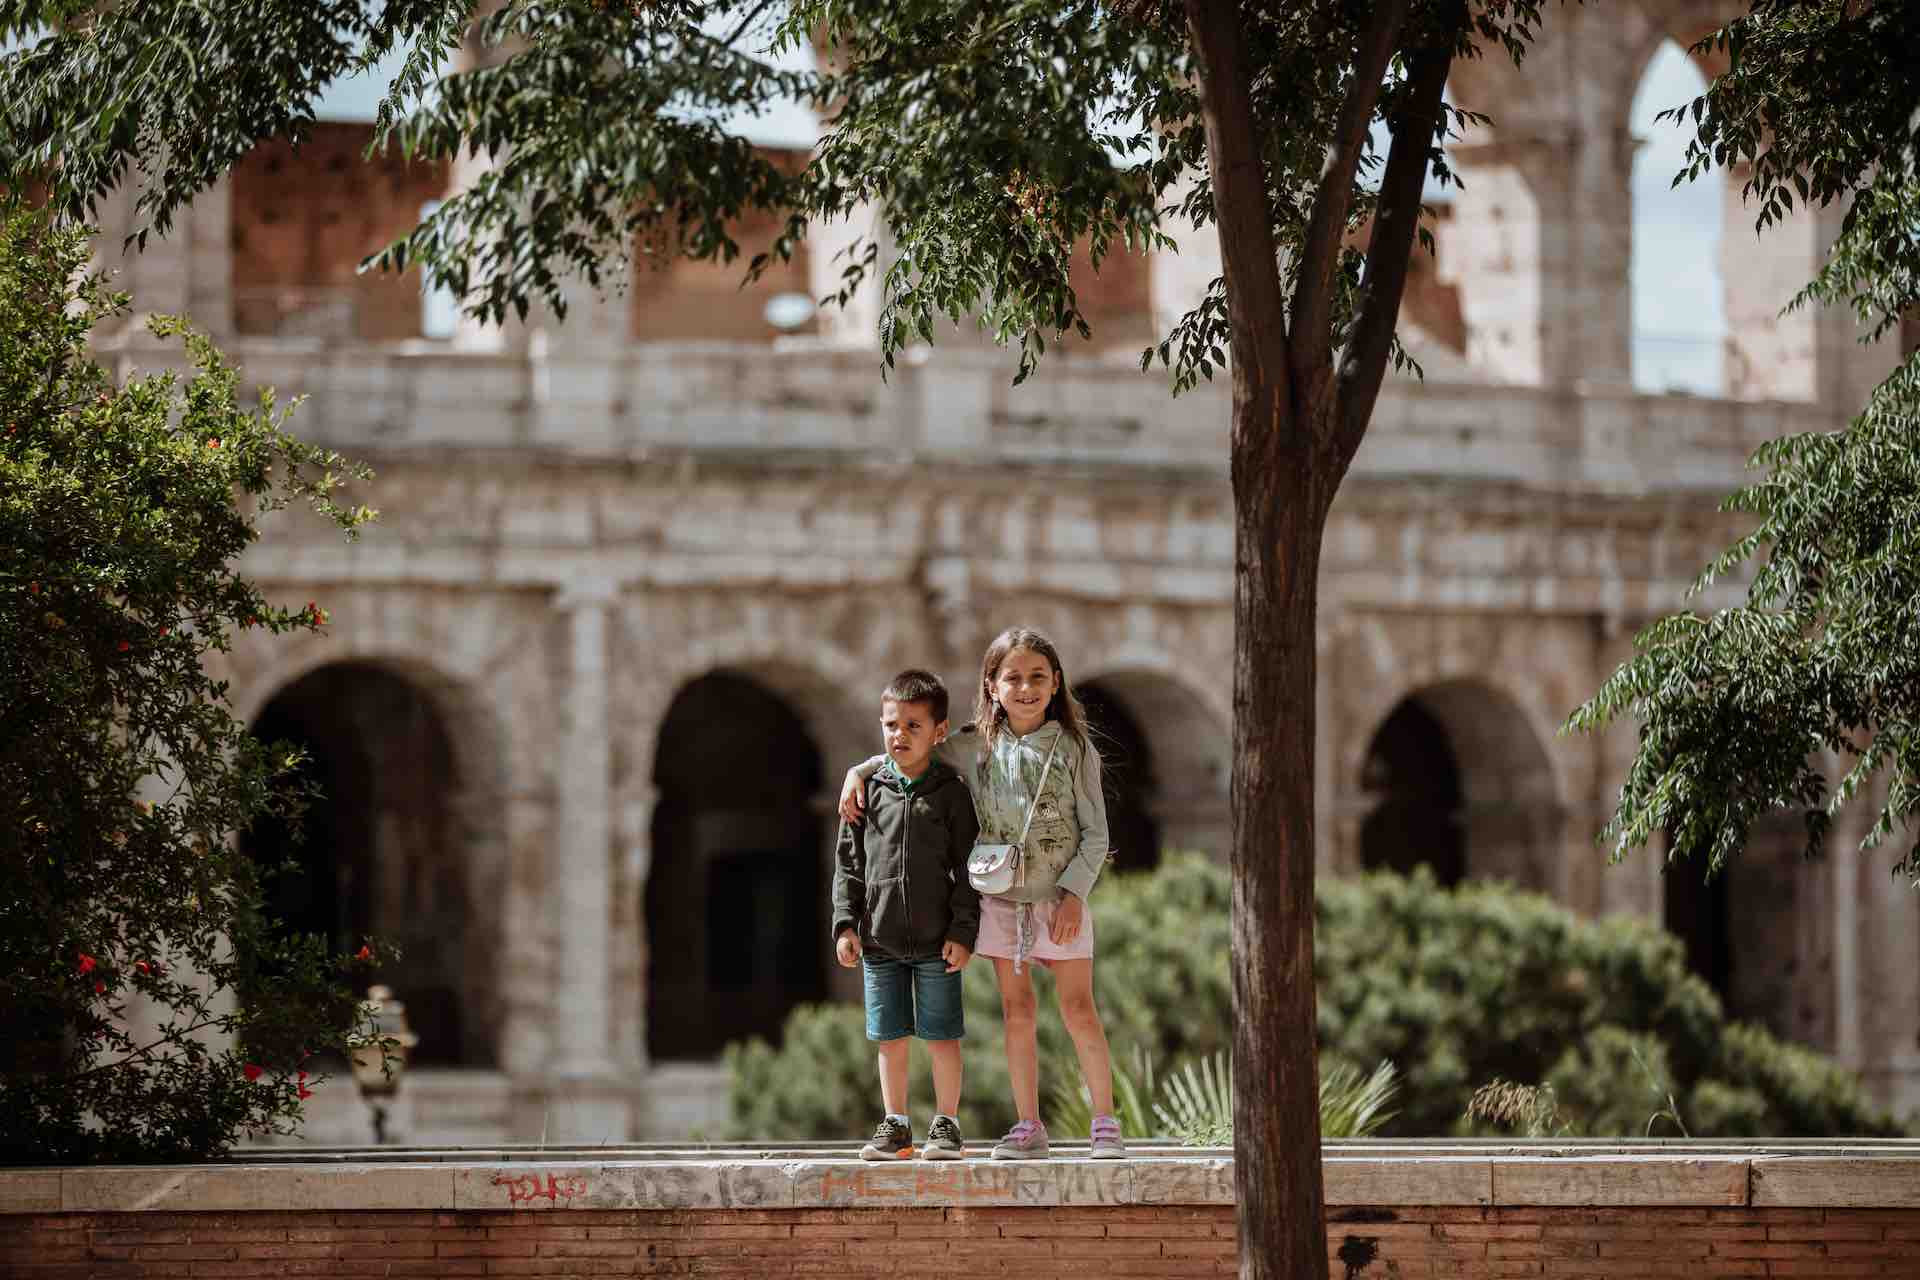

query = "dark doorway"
[
  {"left": 244, "top": 662, "right": 480, "bottom": 1065},
  {"left": 1078, "top": 681, "right": 1163, "bottom": 874},
  {"left": 1359, "top": 698, "right": 1466, "bottom": 886},
  {"left": 1664, "top": 842, "right": 1732, "bottom": 998},
  {"left": 647, "top": 672, "right": 826, "bottom": 1059}
]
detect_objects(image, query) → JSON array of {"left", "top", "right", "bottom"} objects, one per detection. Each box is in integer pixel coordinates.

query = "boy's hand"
[
  {"left": 942, "top": 940, "right": 972, "bottom": 973},
  {"left": 838, "top": 770, "right": 866, "bottom": 824},
  {"left": 835, "top": 930, "right": 862, "bottom": 968}
]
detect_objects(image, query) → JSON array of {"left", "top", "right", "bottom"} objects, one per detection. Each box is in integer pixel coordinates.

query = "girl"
[{"left": 839, "top": 626, "right": 1122, "bottom": 1160}]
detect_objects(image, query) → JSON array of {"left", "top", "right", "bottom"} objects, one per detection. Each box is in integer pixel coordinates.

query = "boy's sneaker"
[
  {"left": 860, "top": 1116, "right": 913, "bottom": 1161},
  {"left": 990, "top": 1118, "right": 1050, "bottom": 1160},
  {"left": 921, "top": 1115, "right": 964, "bottom": 1161},
  {"left": 1090, "top": 1113, "right": 1126, "bottom": 1159}
]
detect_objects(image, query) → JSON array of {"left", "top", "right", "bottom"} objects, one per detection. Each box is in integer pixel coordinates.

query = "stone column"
[
  {"left": 1594, "top": 618, "right": 1662, "bottom": 920},
  {"left": 541, "top": 577, "right": 632, "bottom": 1142},
  {"left": 1722, "top": 174, "right": 1902, "bottom": 409},
  {"left": 611, "top": 783, "right": 658, "bottom": 1073},
  {"left": 1440, "top": 130, "right": 1575, "bottom": 387},
  {"left": 530, "top": 279, "right": 628, "bottom": 450},
  {"left": 91, "top": 175, "right": 235, "bottom": 338},
  {"left": 448, "top": 3, "right": 535, "bottom": 357}
]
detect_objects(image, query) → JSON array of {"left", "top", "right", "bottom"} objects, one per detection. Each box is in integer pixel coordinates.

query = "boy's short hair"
[{"left": 882, "top": 668, "right": 949, "bottom": 723}]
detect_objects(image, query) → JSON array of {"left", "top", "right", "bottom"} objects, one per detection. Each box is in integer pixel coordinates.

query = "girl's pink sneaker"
[{"left": 990, "top": 1118, "right": 1050, "bottom": 1160}]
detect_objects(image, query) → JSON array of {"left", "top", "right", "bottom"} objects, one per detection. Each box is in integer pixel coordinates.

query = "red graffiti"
[
  {"left": 491, "top": 1172, "right": 589, "bottom": 1206},
  {"left": 817, "top": 1164, "right": 1015, "bottom": 1203}
]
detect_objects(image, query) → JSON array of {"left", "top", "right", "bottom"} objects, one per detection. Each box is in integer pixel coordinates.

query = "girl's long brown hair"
[{"left": 975, "top": 626, "right": 1092, "bottom": 750}]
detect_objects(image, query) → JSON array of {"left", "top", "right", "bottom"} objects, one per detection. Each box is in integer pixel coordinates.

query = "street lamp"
[{"left": 349, "top": 984, "right": 419, "bottom": 1145}]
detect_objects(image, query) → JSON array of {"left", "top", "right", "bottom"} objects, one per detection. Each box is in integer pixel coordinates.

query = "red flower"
[
  {"left": 297, "top": 1085, "right": 313, "bottom": 1101},
  {"left": 243, "top": 1063, "right": 263, "bottom": 1082},
  {"left": 206, "top": 438, "right": 220, "bottom": 449},
  {"left": 158, "top": 628, "right": 170, "bottom": 637},
  {"left": 27, "top": 580, "right": 38, "bottom": 594},
  {"left": 116, "top": 640, "right": 130, "bottom": 653},
  {"left": 76, "top": 953, "right": 96, "bottom": 975},
  {"left": 354, "top": 945, "right": 373, "bottom": 962},
  {"left": 93, "top": 981, "right": 105, "bottom": 996},
  {"left": 297, "top": 1070, "right": 308, "bottom": 1084},
  {"left": 136, "top": 961, "right": 151, "bottom": 976}
]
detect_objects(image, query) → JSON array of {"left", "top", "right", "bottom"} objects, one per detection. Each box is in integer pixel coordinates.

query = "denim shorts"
[{"left": 861, "top": 952, "right": 965, "bottom": 1042}]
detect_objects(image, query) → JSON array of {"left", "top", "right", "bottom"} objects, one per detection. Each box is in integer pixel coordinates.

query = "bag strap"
[{"left": 1014, "top": 733, "right": 1064, "bottom": 846}]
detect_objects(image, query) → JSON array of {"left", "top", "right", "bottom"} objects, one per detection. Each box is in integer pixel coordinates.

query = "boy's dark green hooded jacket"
[{"left": 831, "top": 759, "right": 981, "bottom": 958}]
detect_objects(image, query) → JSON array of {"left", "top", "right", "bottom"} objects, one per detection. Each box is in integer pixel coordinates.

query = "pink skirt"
[{"left": 973, "top": 895, "right": 1094, "bottom": 968}]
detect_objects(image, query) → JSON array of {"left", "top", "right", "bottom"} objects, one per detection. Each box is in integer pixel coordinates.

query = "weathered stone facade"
[{"left": 86, "top": 2, "right": 1917, "bottom": 1142}]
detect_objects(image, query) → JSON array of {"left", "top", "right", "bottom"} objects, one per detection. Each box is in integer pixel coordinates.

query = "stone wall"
[{"left": 5, "top": 1147, "right": 1920, "bottom": 1278}]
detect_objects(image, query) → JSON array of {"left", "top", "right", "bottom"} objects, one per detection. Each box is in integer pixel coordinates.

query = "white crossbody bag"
[{"left": 965, "top": 734, "right": 1062, "bottom": 896}]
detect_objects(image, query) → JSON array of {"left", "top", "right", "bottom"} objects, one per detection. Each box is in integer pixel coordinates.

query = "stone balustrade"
[{"left": 106, "top": 334, "right": 1841, "bottom": 498}]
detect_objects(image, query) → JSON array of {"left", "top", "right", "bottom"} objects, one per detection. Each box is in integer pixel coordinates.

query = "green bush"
[
  {"left": 1316, "top": 866, "right": 1898, "bottom": 1137},
  {"left": 730, "top": 854, "right": 1901, "bottom": 1139},
  {"left": 1, "top": 210, "right": 383, "bottom": 1162}
]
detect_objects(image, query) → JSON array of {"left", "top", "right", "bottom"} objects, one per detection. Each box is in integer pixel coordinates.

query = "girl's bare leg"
[
  {"left": 1051, "top": 958, "right": 1114, "bottom": 1115},
  {"left": 992, "top": 956, "right": 1042, "bottom": 1120}
]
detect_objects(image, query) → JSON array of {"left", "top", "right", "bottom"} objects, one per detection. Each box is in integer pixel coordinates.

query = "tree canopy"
[{"left": 1572, "top": 0, "right": 1920, "bottom": 884}]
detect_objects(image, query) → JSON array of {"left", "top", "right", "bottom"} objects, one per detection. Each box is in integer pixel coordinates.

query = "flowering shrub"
[{"left": 0, "top": 208, "right": 385, "bottom": 1163}]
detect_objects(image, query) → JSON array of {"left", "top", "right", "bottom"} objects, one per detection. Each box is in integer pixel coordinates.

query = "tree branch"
[
  {"left": 1332, "top": 8, "right": 1457, "bottom": 466},
  {"left": 1287, "top": 0, "right": 1411, "bottom": 414},
  {"left": 1183, "top": 0, "right": 1291, "bottom": 422}
]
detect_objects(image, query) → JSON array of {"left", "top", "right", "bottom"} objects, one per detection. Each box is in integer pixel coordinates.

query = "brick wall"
[
  {"left": 6, "top": 1204, "right": 1920, "bottom": 1278},
  {"left": 230, "top": 123, "right": 452, "bottom": 342}
]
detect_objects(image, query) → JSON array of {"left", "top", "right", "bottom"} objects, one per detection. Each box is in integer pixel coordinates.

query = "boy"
[{"left": 831, "top": 668, "right": 981, "bottom": 1160}]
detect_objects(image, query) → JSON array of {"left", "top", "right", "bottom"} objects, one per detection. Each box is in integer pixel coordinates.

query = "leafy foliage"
[
  {"left": 732, "top": 856, "right": 1901, "bottom": 1141},
  {"left": 0, "top": 0, "right": 1534, "bottom": 391},
  {"left": 1318, "top": 865, "right": 1898, "bottom": 1138},
  {"left": 1569, "top": 357, "right": 1920, "bottom": 881},
  {"left": 1154, "top": 1051, "right": 1233, "bottom": 1146},
  {"left": 1573, "top": 0, "right": 1920, "bottom": 882},
  {"left": 1318, "top": 1059, "right": 1401, "bottom": 1141},
  {"left": 0, "top": 209, "right": 386, "bottom": 1163}
]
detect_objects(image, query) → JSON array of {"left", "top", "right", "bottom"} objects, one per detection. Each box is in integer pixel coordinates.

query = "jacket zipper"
[{"left": 900, "top": 786, "right": 913, "bottom": 953}]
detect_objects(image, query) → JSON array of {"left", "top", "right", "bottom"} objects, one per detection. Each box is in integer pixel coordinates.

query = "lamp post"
[{"left": 349, "top": 984, "right": 419, "bottom": 1146}]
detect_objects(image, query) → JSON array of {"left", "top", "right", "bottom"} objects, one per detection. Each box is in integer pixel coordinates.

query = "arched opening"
[
  {"left": 647, "top": 672, "right": 826, "bottom": 1060},
  {"left": 1359, "top": 699, "right": 1466, "bottom": 886},
  {"left": 1358, "top": 680, "right": 1560, "bottom": 892},
  {"left": 1631, "top": 39, "right": 1724, "bottom": 395},
  {"left": 1665, "top": 814, "right": 1809, "bottom": 1040},
  {"left": 1077, "top": 682, "right": 1161, "bottom": 875},
  {"left": 244, "top": 661, "right": 486, "bottom": 1065},
  {"left": 1077, "top": 670, "right": 1230, "bottom": 867}
]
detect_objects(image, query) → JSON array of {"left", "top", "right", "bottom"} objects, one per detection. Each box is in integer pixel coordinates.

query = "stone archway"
[
  {"left": 1077, "top": 667, "right": 1232, "bottom": 866},
  {"left": 1664, "top": 812, "right": 1812, "bottom": 1041},
  {"left": 645, "top": 670, "right": 830, "bottom": 1061},
  {"left": 1358, "top": 679, "right": 1562, "bottom": 893},
  {"left": 244, "top": 660, "right": 493, "bottom": 1066}
]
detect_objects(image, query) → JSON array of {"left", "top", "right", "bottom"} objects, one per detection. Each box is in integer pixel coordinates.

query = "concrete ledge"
[{"left": 7, "top": 1142, "right": 1920, "bottom": 1214}]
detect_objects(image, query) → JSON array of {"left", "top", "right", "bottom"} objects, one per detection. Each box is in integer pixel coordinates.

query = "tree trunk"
[{"left": 1230, "top": 377, "right": 1333, "bottom": 1280}]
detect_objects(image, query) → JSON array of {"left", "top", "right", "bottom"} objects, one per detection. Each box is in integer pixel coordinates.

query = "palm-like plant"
[{"left": 1052, "top": 1047, "right": 1400, "bottom": 1145}]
